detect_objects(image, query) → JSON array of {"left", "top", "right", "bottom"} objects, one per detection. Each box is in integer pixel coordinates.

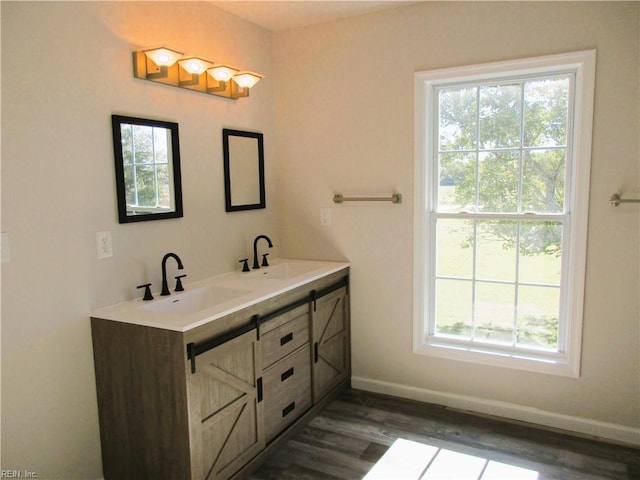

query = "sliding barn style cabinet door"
[
  {"left": 311, "top": 286, "right": 350, "bottom": 402},
  {"left": 187, "top": 329, "right": 265, "bottom": 480}
]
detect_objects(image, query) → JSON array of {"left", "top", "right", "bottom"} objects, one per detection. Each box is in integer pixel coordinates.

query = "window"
[{"left": 413, "top": 51, "right": 596, "bottom": 377}]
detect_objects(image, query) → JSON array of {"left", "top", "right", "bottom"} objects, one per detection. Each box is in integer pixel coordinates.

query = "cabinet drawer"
[
  {"left": 263, "top": 345, "right": 311, "bottom": 441},
  {"left": 261, "top": 309, "right": 309, "bottom": 368}
]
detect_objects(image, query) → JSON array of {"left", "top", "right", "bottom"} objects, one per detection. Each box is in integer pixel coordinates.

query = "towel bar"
[{"left": 333, "top": 193, "right": 402, "bottom": 204}]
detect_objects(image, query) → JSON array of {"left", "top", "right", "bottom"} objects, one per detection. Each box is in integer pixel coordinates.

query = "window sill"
[{"left": 414, "top": 337, "right": 579, "bottom": 378}]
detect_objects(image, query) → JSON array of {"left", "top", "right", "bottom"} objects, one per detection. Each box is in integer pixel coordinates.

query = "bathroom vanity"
[{"left": 90, "top": 259, "right": 350, "bottom": 480}]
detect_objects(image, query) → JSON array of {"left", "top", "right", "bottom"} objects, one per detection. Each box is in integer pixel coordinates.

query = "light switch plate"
[{"left": 320, "top": 208, "right": 332, "bottom": 226}]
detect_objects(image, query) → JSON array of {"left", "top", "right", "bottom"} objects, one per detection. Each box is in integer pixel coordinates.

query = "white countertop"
[{"left": 91, "top": 258, "right": 349, "bottom": 332}]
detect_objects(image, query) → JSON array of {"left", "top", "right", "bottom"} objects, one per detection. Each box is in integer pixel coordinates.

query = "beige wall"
[
  {"left": 273, "top": 0, "right": 639, "bottom": 440},
  {"left": 1, "top": 2, "right": 276, "bottom": 477},
  {"left": 2, "top": 1, "right": 639, "bottom": 478}
]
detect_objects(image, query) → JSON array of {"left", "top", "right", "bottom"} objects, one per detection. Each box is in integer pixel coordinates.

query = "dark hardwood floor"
[{"left": 249, "top": 388, "right": 640, "bottom": 480}]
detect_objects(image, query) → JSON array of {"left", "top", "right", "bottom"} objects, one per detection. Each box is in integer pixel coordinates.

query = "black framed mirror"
[
  {"left": 111, "top": 115, "right": 183, "bottom": 223},
  {"left": 222, "top": 129, "right": 265, "bottom": 212}
]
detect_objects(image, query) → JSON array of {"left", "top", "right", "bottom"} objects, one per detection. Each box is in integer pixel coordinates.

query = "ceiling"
[{"left": 211, "top": 1, "right": 420, "bottom": 32}]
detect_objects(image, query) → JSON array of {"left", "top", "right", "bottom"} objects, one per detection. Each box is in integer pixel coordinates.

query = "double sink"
[
  {"left": 142, "top": 261, "right": 320, "bottom": 314},
  {"left": 91, "top": 258, "right": 349, "bottom": 332}
]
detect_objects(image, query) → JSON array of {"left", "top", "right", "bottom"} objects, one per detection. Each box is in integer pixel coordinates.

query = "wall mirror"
[
  {"left": 223, "top": 129, "right": 265, "bottom": 212},
  {"left": 111, "top": 115, "right": 183, "bottom": 223}
]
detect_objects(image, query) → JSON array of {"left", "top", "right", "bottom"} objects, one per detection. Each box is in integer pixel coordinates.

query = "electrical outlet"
[
  {"left": 320, "top": 208, "right": 332, "bottom": 226},
  {"left": 96, "top": 231, "right": 113, "bottom": 259}
]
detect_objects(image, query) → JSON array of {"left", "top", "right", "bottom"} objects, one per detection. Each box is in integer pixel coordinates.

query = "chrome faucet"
[
  {"left": 252, "top": 235, "right": 273, "bottom": 269},
  {"left": 161, "top": 252, "right": 184, "bottom": 296}
]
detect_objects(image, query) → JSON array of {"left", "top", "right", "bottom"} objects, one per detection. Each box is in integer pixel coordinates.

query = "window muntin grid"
[{"left": 430, "top": 74, "right": 572, "bottom": 354}]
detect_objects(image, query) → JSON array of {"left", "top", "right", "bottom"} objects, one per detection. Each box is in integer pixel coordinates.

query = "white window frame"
[{"left": 413, "top": 51, "right": 596, "bottom": 377}]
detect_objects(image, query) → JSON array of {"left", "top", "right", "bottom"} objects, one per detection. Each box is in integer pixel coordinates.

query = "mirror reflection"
[
  {"left": 223, "top": 129, "right": 265, "bottom": 212},
  {"left": 112, "top": 115, "right": 183, "bottom": 223}
]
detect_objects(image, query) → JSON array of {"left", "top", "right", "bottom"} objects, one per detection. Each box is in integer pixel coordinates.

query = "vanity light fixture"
[{"left": 132, "top": 47, "right": 263, "bottom": 100}]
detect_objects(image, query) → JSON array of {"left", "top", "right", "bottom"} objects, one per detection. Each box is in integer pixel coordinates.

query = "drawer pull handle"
[
  {"left": 282, "top": 402, "right": 295, "bottom": 417},
  {"left": 280, "top": 332, "right": 293, "bottom": 346},
  {"left": 281, "top": 367, "right": 294, "bottom": 382}
]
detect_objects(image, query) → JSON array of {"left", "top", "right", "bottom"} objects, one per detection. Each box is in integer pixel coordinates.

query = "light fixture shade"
[
  {"left": 232, "top": 71, "right": 263, "bottom": 89},
  {"left": 178, "top": 57, "right": 214, "bottom": 75},
  {"left": 208, "top": 65, "right": 239, "bottom": 82},
  {"left": 143, "top": 47, "right": 183, "bottom": 67}
]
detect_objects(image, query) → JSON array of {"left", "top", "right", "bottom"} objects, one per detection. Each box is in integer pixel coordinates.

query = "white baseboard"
[{"left": 352, "top": 376, "right": 640, "bottom": 447}]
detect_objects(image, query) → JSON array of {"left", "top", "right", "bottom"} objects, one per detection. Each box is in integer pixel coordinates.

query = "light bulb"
[
  {"left": 208, "top": 65, "right": 238, "bottom": 82},
  {"left": 238, "top": 76, "right": 252, "bottom": 87},
  {"left": 231, "top": 71, "right": 263, "bottom": 89},
  {"left": 188, "top": 61, "right": 201, "bottom": 73},
  {"left": 143, "top": 47, "right": 183, "bottom": 67},
  {"left": 178, "top": 57, "right": 214, "bottom": 75}
]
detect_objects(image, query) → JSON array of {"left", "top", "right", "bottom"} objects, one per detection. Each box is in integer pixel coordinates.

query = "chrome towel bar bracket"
[{"left": 610, "top": 193, "right": 640, "bottom": 207}]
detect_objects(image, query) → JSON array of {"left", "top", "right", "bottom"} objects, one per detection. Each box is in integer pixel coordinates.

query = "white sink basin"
[
  {"left": 247, "top": 262, "right": 320, "bottom": 280},
  {"left": 92, "top": 258, "right": 350, "bottom": 332},
  {"left": 140, "top": 285, "right": 249, "bottom": 315}
]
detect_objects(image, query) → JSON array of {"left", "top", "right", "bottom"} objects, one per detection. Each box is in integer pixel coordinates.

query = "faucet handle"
[
  {"left": 174, "top": 274, "right": 187, "bottom": 292},
  {"left": 239, "top": 258, "right": 250, "bottom": 272},
  {"left": 261, "top": 253, "right": 270, "bottom": 267},
  {"left": 137, "top": 283, "right": 154, "bottom": 301}
]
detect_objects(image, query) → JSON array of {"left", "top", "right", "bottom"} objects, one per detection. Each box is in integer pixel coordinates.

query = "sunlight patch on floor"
[{"left": 363, "top": 438, "right": 539, "bottom": 480}]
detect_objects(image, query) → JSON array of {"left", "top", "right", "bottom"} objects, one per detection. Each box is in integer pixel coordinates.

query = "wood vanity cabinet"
[{"left": 91, "top": 270, "right": 349, "bottom": 480}]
